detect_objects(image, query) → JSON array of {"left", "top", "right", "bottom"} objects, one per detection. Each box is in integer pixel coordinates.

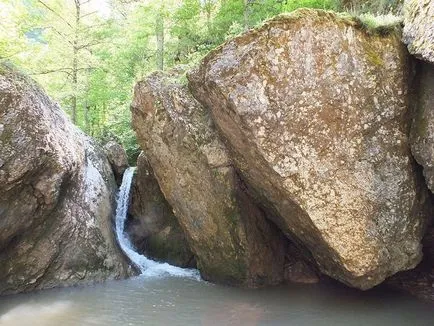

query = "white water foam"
[{"left": 115, "top": 167, "right": 200, "bottom": 280}]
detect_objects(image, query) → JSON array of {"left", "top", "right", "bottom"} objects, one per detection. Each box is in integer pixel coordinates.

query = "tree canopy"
[{"left": 0, "top": 0, "right": 402, "bottom": 161}]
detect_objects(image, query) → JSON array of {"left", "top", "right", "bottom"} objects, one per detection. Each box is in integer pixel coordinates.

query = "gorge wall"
[{"left": 386, "top": 0, "right": 434, "bottom": 301}]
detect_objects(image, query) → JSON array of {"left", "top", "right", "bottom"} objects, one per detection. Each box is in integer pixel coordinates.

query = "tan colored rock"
[
  {"left": 188, "top": 9, "right": 431, "bottom": 289},
  {"left": 410, "top": 62, "right": 434, "bottom": 193},
  {"left": 103, "top": 140, "right": 129, "bottom": 185},
  {"left": 0, "top": 65, "right": 129, "bottom": 295},
  {"left": 131, "top": 71, "right": 285, "bottom": 286},
  {"left": 403, "top": 0, "right": 434, "bottom": 63},
  {"left": 127, "top": 152, "right": 194, "bottom": 267}
]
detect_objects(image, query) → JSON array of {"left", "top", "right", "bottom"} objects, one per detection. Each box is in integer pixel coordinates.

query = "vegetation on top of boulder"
[
  {"left": 0, "top": 0, "right": 403, "bottom": 162},
  {"left": 355, "top": 13, "right": 403, "bottom": 35}
]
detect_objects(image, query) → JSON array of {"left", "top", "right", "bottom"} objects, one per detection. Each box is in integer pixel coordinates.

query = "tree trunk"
[
  {"left": 84, "top": 99, "right": 89, "bottom": 133},
  {"left": 243, "top": 0, "right": 250, "bottom": 30},
  {"left": 155, "top": 9, "right": 164, "bottom": 71},
  {"left": 204, "top": 0, "right": 213, "bottom": 35},
  {"left": 72, "top": 0, "right": 81, "bottom": 124}
]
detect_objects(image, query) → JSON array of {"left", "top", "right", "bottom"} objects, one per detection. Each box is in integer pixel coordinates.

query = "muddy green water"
[{"left": 0, "top": 275, "right": 433, "bottom": 326}]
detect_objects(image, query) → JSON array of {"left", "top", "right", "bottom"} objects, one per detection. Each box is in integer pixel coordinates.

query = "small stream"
[{"left": 0, "top": 168, "right": 433, "bottom": 325}]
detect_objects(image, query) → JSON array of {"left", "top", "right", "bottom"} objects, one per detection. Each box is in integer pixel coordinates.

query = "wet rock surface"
[
  {"left": 0, "top": 65, "right": 129, "bottom": 295},
  {"left": 188, "top": 9, "right": 432, "bottom": 289},
  {"left": 127, "top": 152, "right": 195, "bottom": 268},
  {"left": 388, "top": 224, "right": 434, "bottom": 302}
]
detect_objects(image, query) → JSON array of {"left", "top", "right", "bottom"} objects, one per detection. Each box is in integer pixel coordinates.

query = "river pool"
[{"left": 0, "top": 275, "right": 433, "bottom": 326}]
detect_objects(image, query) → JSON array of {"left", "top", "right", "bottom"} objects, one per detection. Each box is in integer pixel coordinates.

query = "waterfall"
[{"left": 115, "top": 167, "right": 200, "bottom": 279}]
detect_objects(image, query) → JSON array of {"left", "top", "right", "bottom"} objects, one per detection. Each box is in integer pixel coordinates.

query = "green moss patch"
[{"left": 354, "top": 13, "right": 403, "bottom": 36}]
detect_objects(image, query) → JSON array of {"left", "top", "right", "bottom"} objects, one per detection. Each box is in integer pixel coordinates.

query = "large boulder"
[
  {"left": 388, "top": 223, "right": 434, "bottom": 301},
  {"left": 403, "top": 0, "right": 434, "bottom": 64},
  {"left": 188, "top": 9, "right": 432, "bottom": 290},
  {"left": 0, "top": 65, "right": 129, "bottom": 295},
  {"left": 131, "top": 71, "right": 286, "bottom": 286},
  {"left": 410, "top": 62, "right": 434, "bottom": 193},
  {"left": 127, "top": 152, "right": 195, "bottom": 267}
]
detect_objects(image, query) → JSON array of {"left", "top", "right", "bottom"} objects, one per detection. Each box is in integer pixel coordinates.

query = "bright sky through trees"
[{"left": 0, "top": 0, "right": 402, "bottom": 161}]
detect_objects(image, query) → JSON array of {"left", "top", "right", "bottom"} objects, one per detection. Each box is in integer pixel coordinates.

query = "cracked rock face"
[
  {"left": 131, "top": 71, "right": 286, "bottom": 286},
  {"left": 410, "top": 62, "right": 434, "bottom": 193},
  {"left": 188, "top": 9, "right": 432, "bottom": 289},
  {"left": 403, "top": 0, "right": 434, "bottom": 64},
  {"left": 0, "top": 65, "right": 129, "bottom": 295}
]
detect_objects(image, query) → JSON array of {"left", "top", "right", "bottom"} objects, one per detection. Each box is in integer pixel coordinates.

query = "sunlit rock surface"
[
  {"left": 410, "top": 62, "right": 434, "bottom": 193},
  {"left": 188, "top": 9, "right": 432, "bottom": 289},
  {"left": 131, "top": 71, "right": 286, "bottom": 286},
  {"left": 0, "top": 65, "right": 129, "bottom": 295},
  {"left": 403, "top": 0, "right": 434, "bottom": 64}
]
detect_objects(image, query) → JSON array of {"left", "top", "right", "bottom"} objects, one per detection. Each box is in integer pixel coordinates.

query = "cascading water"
[{"left": 115, "top": 167, "right": 200, "bottom": 279}]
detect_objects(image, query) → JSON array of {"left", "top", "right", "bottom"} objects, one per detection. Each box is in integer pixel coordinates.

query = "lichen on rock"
[
  {"left": 188, "top": 9, "right": 432, "bottom": 290},
  {"left": 403, "top": 0, "right": 434, "bottom": 64}
]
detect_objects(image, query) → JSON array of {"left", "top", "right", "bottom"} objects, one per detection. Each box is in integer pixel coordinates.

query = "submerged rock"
[
  {"left": 127, "top": 152, "right": 195, "bottom": 267},
  {"left": 403, "top": 0, "right": 434, "bottom": 64},
  {"left": 188, "top": 9, "right": 431, "bottom": 290},
  {"left": 410, "top": 62, "right": 434, "bottom": 193},
  {"left": 131, "top": 71, "right": 286, "bottom": 286},
  {"left": 103, "top": 140, "right": 129, "bottom": 185},
  {"left": 0, "top": 65, "right": 129, "bottom": 294}
]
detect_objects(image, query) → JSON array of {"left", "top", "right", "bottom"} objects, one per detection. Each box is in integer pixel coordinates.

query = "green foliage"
[
  {"left": 338, "top": 0, "right": 403, "bottom": 14},
  {"left": 2, "top": 0, "right": 402, "bottom": 163},
  {"left": 355, "top": 13, "right": 402, "bottom": 35}
]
